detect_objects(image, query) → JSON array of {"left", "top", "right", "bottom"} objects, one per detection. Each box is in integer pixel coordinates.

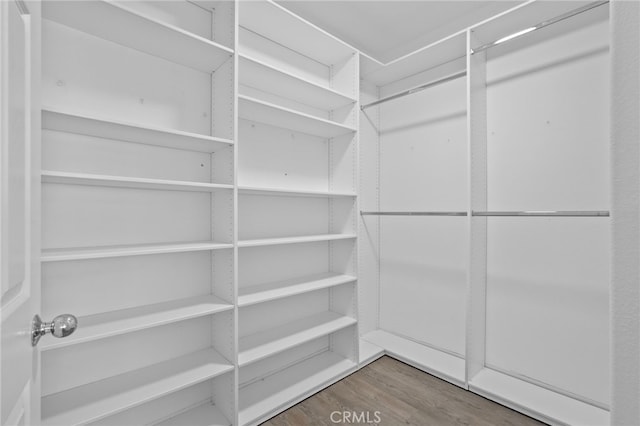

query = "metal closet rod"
[
  {"left": 361, "top": 211, "right": 610, "bottom": 217},
  {"left": 472, "top": 0, "right": 609, "bottom": 54},
  {"left": 360, "top": 70, "right": 466, "bottom": 110}
]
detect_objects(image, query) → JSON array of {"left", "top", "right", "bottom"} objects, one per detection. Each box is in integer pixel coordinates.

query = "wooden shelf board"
[
  {"left": 239, "top": 311, "right": 357, "bottom": 366},
  {"left": 469, "top": 368, "right": 609, "bottom": 426},
  {"left": 42, "top": 171, "right": 233, "bottom": 193},
  {"left": 42, "top": 109, "right": 234, "bottom": 153},
  {"left": 239, "top": 1, "right": 354, "bottom": 66},
  {"left": 239, "top": 351, "right": 357, "bottom": 426},
  {"left": 42, "top": 241, "right": 233, "bottom": 262},
  {"left": 156, "top": 402, "right": 230, "bottom": 426},
  {"left": 238, "top": 272, "right": 356, "bottom": 307},
  {"left": 238, "top": 185, "right": 356, "bottom": 198},
  {"left": 359, "top": 338, "right": 385, "bottom": 367},
  {"left": 239, "top": 54, "right": 355, "bottom": 111},
  {"left": 40, "top": 295, "right": 233, "bottom": 351},
  {"left": 362, "top": 330, "right": 466, "bottom": 388},
  {"left": 238, "top": 95, "right": 356, "bottom": 139},
  {"left": 238, "top": 234, "right": 356, "bottom": 248},
  {"left": 42, "top": 348, "right": 234, "bottom": 426},
  {"left": 42, "top": 0, "right": 232, "bottom": 72}
]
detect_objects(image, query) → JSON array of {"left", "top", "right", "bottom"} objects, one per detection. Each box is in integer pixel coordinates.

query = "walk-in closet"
[{"left": 1, "top": 1, "right": 638, "bottom": 425}]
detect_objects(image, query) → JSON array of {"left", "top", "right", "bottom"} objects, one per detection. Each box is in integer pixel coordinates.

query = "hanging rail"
[
  {"left": 472, "top": 211, "right": 610, "bottom": 217},
  {"left": 472, "top": 1, "right": 609, "bottom": 54},
  {"left": 360, "top": 70, "right": 466, "bottom": 110},
  {"left": 360, "top": 211, "right": 468, "bottom": 216},
  {"left": 360, "top": 211, "right": 610, "bottom": 217}
]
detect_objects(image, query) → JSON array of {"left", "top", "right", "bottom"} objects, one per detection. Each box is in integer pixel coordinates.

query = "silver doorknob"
[{"left": 31, "top": 314, "right": 78, "bottom": 346}]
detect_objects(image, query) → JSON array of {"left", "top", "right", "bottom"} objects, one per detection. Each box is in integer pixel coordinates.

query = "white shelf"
[
  {"left": 42, "top": 241, "right": 233, "bottom": 262},
  {"left": 361, "top": 32, "right": 467, "bottom": 87},
  {"left": 238, "top": 272, "right": 357, "bottom": 307},
  {"left": 42, "top": 0, "right": 232, "bottom": 73},
  {"left": 40, "top": 295, "right": 233, "bottom": 351},
  {"left": 239, "top": 1, "right": 354, "bottom": 66},
  {"left": 238, "top": 95, "right": 356, "bottom": 139},
  {"left": 239, "top": 351, "right": 357, "bottom": 426},
  {"left": 42, "top": 348, "right": 234, "bottom": 426},
  {"left": 238, "top": 185, "right": 356, "bottom": 198},
  {"left": 42, "top": 171, "right": 233, "bottom": 193},
  {"left": 238, "top": 311, "right": 357, "bottom": 366},
  {"left": 156, "top": 402, "right": 230, "bottom": 426},
  {"left": 239, "top": 54, "right": 355, "bottom": 111},
  {"left": 359, "top": 338, "right": 385, "bottom": 367},
  {"left": 362, "top": 330, "right": 466, "bottom": 388},
  {"left": 42, "top": 109, "right": 234, "bottom": 153},
  {"left": 238, "top": 234, "right": 356, "bottom": 248},
  {"left": 469, "top": 368, "right": 609, "bottom": 426}
]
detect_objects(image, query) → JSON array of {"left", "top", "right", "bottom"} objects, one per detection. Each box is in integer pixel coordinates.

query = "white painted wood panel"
[{"left": 42, "top": 20, "right": 213, "bottom": 135}]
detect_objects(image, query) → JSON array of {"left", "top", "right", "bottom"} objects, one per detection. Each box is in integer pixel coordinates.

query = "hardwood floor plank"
[{"left": 262, "top": 356, "right": 546, "bottom": 426}]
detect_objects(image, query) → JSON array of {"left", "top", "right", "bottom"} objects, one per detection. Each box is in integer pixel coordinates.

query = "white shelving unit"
[
  {"left": 39, "top": 1, "right": 237, "bottom": 425},
  {"left": 236, "top": 1, "right": 359, "bottom": 424},
  {"left": 17, "top": 1, "right": 619, "bottom": 425}
]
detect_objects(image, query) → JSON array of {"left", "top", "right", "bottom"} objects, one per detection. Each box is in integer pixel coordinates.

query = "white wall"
[{"left": 378, "top": 76, "right": 468, "bottom": 356}]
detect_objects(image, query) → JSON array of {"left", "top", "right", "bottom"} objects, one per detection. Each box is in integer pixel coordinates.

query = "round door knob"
[{"left": 31, "top": 314, "right": 78, "bottom": 346}]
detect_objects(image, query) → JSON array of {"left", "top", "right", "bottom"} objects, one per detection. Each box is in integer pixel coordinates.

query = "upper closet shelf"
[
  {"left": 469, "top": 0, "right": 607, "bottom": 50},
  {"left": 42, "top": 241, "right": 233, "bottom": 262},
  {"left": 239, "top": 185, "right": 356, "bottom": 198},
  {"left": 41, "top": 348, "right": 233, "bottom": 426},
  {"left": 43, "top": 109, "right": 234, "bottom": 153},
  {"left": 42, "top": 171, "right": 233, "bottom": 193},
  {"left": 238, "top": 234, "right": 357, "bottom": 248},
  {"left": 41, "top": 0, "right": 233, "bottom": 73},
  {"left": 360, "top": 32, "right": 467, "bottom": 88},
  {"left": 239, "top": 54, "right": 356, "bottom": 111},
  {"left": 40, "top": 294, "right": 233, "bottom": 351},
  {"left": 239, "top": 0, "right": 354, "bottom": 66},
  {"left": 238, "top": 95, "right": 356, "bottom": 139}
]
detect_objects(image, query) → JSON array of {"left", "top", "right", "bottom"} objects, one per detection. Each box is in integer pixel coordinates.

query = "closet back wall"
[{"left": 378, "top": 77, "right": 468, "bottom": 356}]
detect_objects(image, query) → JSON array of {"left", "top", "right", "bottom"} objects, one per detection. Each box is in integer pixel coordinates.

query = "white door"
[{"left": 1, "top": 1, "right": 38, "bottom": 425}]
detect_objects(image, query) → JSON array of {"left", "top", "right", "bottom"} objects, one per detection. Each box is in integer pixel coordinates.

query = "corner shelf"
[
  {"left": 40, "top": 295, "right": 234, "bottom": 351},
  {"left": 238, "top": 95, "right": 356, "bottom": 139},
  {"left": 359, "top": 339, "right": 385, "bottom": 367},
  {"left": 239, "top": 54, "right": 356, "bottom": 111},
  {"left": 42, "top": 0, "right": 233, "bottom": 73},
  {"left": 238, "top": 234, "right": 356, "bottom": 248},
  {"left": 362, "top": 330, "right": 466, "bottom": 388},
  {"left": 42, "top": 109, "right": 234, "bottom": 153},
  {"left": 42, "top": 171, "right": 233, "bottom": 193},
  {"left": 42, "top": 241, "right": 233, "bottom": 262},
  {"left": 238, "top": 311, "right": 357, "bottom": 366},
  {"left": 239, "top": 185, "right": 356, "bottom": 198},
  {"left": 41, "top": 348, "right": 234, "bottom": 426},
  {"left": 156, "top": 402, "right": 230, "bottom": 426},
  {"left": 239, "top": 351, "right": 357, "bottom": 426},
  {"left": 238, "top": 272, "right": 357, "bottom": 307}
]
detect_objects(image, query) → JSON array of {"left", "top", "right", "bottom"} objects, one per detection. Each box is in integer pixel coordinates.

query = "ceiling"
[{"left": 275, "top": 1, "right": 522, "bottom": 63}]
